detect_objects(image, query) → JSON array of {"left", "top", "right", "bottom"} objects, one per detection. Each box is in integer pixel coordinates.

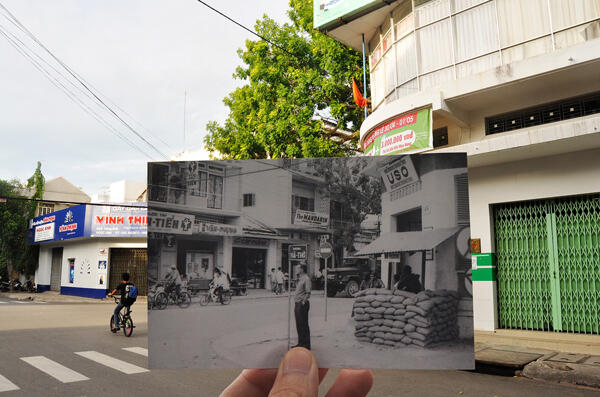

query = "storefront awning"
[{"left": 355, "top": 228, "right": 460, "bottom": 256}]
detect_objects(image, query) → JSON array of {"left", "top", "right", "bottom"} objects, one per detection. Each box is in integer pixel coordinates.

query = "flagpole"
[{"left": 361, "top": 33, "right": 367, "bottom": 119}]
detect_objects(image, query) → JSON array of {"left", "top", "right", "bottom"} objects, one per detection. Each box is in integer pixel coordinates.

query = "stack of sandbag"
[{"left": 352, "top": 288, "right": 459, "bottom": 348}]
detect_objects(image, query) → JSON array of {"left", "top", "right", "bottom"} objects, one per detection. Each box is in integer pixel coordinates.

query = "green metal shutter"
[{"left": 494, "top": 194, "right": 600, "bottom": 334}]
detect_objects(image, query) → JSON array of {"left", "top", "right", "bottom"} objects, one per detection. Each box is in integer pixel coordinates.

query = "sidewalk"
[
  {"left": 475, "top": 329, "right": 600, "bottom": 389},
  {"left": 0, "top": 290, "right": 147, "bottom": 304}
]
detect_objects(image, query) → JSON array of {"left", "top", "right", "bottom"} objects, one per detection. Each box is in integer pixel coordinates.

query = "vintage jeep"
[{"left": 325, "top": 258, "right": 372, "bottom": 297}]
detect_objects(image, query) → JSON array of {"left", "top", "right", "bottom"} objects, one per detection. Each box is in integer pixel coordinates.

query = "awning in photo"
[{"left": 355, "top": 228, "right": 460, "bottom": 256}]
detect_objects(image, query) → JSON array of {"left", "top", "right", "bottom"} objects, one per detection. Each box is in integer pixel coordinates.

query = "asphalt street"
[
  {"left": 150, "top": 295, "right": 473, "bottom": 370},
  {"left": 1, "top": 301, "right": 599, "bottom": 396}
]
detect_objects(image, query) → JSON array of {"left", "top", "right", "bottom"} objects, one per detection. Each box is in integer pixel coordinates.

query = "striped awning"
[{"left": 355, "top": 228, "right": 460, "bottom": 256}]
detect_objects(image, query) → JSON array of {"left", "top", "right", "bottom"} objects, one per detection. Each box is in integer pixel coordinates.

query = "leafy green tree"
[
  {"left": 204, "top": 0, "right": 368, "bottom": 159},
  {"left": 0, "top": 162, "right": 44, "bottom": 279}
]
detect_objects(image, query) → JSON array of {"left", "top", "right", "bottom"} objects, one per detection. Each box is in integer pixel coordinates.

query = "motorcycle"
[
  {"left": 24, "top": 279, "right": 36, "bottom": 293},
  {"left": 9, "top": 279, "right": 24, "bottom": 292},
  {"left": 0, "top": 277, "right": 9, "bottom": 292},
  {"left": 230, "top": 277, "right": 248, "bottom": 296}
]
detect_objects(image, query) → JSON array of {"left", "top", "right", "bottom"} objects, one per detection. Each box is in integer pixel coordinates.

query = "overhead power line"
[
  {"left": 0, "top": 2, "right": 170, "bottom": 159},
  {"left": 195, "top": 0, "right": 297, "bottom": 58},
  {"left": 0, "top": 24, "right": 156, "bottom": 160}
]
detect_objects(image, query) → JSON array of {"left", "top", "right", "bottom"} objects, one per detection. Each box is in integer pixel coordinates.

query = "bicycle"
[
  {"left": 199, "top": 288, "right": 232, "bottom": 306},
  {"left": 109, "top": 296, "right": 135, "bottom": 337},
  {"left": 148, "top": 282, "right": 168, "bottom": 310},
  {"left": 166, "top": 285, "right": 191, "bottom": 309}
]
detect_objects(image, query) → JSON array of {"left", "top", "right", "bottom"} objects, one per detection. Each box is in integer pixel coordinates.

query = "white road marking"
[
  {"left": 122, "top": 347, "right": 148, "bottom": 357},
  {"left": 75, "top": 351, "right": 148, "bottom": 374},
  {"left": 0, "top": 374, "right": 19, "bottom": 392},
  {"left": 34, "top": 301, "right": 47, "bottom": 304},
  {"left": 20, "top": 356, "right": 89, "bottom": 383},
  {"left": 0, "top": 301, "right": 6, "bottom": 304},
  {"left": 11, "top": 301, "right": 27, "bottom": 304}
]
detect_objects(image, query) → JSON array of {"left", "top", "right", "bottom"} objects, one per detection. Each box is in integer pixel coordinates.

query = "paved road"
[{"left": 1, "top": 303, "right": 599, "bottom": 396}]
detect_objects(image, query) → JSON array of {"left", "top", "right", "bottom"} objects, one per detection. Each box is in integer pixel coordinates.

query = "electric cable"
[{"left": 0, "top": 2, "right": 170, "bottom": 159}]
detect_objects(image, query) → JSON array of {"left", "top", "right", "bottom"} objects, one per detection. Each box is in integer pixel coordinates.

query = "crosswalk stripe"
[
  {"left": 0, "top": 374, "right": 19, "bottom": 392},
  {"left": 122, "top": 347, "right": 148, "bottom": 357},
  {"left": 75, "top": 351, "right": 148, "bottom": 374},
  {"left": 20, "top": 356, "right": 89, "bottom": 383}
]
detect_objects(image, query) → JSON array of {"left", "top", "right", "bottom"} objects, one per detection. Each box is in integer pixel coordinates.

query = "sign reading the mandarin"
[
  {"left": 294, "top": 209, "right": 329, "bottom": 228},
  {"left": 363, "top": 108, "right": 432, "bottom": 156},
  {"left": 314, "top": 0, "right": 379, "bottom": 29}
]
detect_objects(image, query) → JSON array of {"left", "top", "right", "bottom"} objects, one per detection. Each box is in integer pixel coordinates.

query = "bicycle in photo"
[
  {"left": 199, "top": 288, "right": 232, "bottom": 306},
  {"left": 148, "top": 282, "right": 168, "bottom": 310},
  {"left": 109, "top": 296, "right": 135, "bottom": 337},
  {"left": 166, "top": 284, "right": 191, "bottom": 308}
]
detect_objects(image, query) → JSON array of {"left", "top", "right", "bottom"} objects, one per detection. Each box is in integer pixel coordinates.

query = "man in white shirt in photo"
[{"left": 292, "top": 264, "right": 311, "bottom": 350}]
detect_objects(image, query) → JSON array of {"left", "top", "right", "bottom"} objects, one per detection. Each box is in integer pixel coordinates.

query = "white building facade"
[{"left": 317, "top": 0, "right": 600, "bottom": 335}]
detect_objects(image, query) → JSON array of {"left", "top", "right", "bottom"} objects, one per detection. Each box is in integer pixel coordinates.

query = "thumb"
[{"left": 268, "top": 348, "right": 319, "bottom": 397}]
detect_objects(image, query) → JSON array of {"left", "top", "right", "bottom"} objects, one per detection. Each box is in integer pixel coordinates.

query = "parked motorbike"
[
  {"left": 230, "top": 277, "right": 248, "bottom": 296},
  {"left": 0, "top": 277, "right": 9, "bottom": 292},
  {"left": 24, "top": 280, "right": 36, "bottom": 293},
  {"left": 9, "top": 279, "right": 24, "bottom": 292}
]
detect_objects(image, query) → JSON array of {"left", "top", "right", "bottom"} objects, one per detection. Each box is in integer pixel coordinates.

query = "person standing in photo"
[
  {"left": 293, "top": 264, "right": 311, "bottom": 350},
  {"left": 275, "top": 266, "right": 284, "bottom": 294},
  {"left": 269, "top": 268, "right": 277, "bottom": 293}
]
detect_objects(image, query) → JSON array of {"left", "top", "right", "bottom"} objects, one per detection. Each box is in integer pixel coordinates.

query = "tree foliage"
[
  {"left": 204, "top": 0, "right": 367, "bottom": 159},
  {"left": 310, "top": 158, "right": 383, "bottom": 266},
  {"left": 0, "top": 162, "right": 44, "bottom": 277}
]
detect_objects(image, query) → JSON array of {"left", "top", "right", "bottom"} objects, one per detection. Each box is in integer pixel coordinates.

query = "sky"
[{"left": 0, "top": 0, "right": 290, "bottom": 197}]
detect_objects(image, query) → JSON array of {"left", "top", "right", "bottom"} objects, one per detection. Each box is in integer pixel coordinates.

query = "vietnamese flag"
[{"left": 352, "top": 78, "right": 367, "bottom": 107}]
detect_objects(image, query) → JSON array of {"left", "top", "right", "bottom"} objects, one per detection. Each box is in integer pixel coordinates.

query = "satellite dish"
[{"left": 456, "top": 227, "right": 471, "bottom": 260}]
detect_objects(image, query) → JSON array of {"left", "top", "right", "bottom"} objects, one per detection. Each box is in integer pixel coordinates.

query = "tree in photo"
[
  {"left": 0, "top": 162, "right": 45, "bottom": 280},
  {"left": 204, "top": 0, "right": 368, "bottom": 160},
  {"left": 310, "top": 158, "right": 383, "bottom": 266}
]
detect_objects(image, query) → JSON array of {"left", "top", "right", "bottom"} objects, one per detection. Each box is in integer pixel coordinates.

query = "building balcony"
[{"left": 359, "top": 38, "right": 600, "bottom": 160}]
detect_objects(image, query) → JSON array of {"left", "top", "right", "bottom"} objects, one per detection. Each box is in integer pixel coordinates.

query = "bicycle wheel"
[
  {"left": 221, "top": 292, "right": 232, "bottom": 305},
  {"left": 198, "top": 294, "right": 209, "bottom": 306},
  {"left": 123, "top": 317, "right": 134, "bottom": 337},
  {"left": 178, "top": 292, "right": 191, "bottom": 308},
  {"left": 109, "top": 313, "right": 120, "bottom": 333},
  {"left": 155, "top": 292, "right": 168, "bottom": 310}
]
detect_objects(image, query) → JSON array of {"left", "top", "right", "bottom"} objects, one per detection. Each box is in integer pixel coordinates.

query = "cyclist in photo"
[
  {"left": 209, "top": 267, "right": 230, "bottom": 302},
  {"left": 165, "top": 265, "right": 183, "bottom": 296},
  {"left": 107, "top": 272, "right": 137, "bottom": 332}
]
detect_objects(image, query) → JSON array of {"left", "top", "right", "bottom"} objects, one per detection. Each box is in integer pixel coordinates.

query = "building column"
[{"left": 222, "top": 237, "right": 233, "bottom": 275}]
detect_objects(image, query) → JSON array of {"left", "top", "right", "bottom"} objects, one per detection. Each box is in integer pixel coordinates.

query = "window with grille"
[
  {"left": 38, "top": 204, "right": 54, "bottom": 216},
  {"left": 454, "top": 173, "right": 470, "bottom": 226},
  {"left": 292, "top": 195, "right": 315, "bottom": 212},
  {"left": 486, "top": 91, "right": 600, "bottom": 135},
  {"left": 243, "top": 193, "right": 255, "bottom": 207}
]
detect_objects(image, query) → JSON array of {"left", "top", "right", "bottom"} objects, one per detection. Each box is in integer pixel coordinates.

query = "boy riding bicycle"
[{"left": 108, "top": 272, "right": 137, "bottom": 332}]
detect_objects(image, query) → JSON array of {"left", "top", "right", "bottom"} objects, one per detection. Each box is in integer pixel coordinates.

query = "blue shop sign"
[
  {"left": 29, "top": 204, "right": 147, "bottom": 244},
  {"left": 30, "top": 205, "right": 86, "bottom": 243}
]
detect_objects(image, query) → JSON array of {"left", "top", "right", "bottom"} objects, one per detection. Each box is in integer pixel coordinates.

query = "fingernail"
[{"left": 283, "top": 348, "right": 312, "bottom": 375}]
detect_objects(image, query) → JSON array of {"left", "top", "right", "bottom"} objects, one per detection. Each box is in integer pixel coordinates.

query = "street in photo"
[{"left": 147, "top": 154, "right": 474, "bottom": 369}]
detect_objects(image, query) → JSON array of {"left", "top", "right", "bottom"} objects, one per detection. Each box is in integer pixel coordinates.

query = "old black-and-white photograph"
[{"left": 147, "top": 154, "right": 474, "bottom": 369}]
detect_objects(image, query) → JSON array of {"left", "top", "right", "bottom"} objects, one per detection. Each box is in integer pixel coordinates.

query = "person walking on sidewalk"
[
  {"left": 293, "top": 264, "right": 311, "bottom": 350},
  {"left": 275, "top": 267, "right": 285, "bottom": 294}
]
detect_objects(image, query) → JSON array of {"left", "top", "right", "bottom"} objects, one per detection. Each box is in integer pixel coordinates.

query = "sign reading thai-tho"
[
  {"left": 147, "top": 210, "right": 193, "bottom": 235},
  {"left": 194, "top": 221, "right": 240, "bottom": 236},
  {"left": 380, "top": 156, "right": 419, "bottom": 191},
  {"left": 294, "top": 209, "right": 329, "bottom": 227},
  {"left": 363, "top": 108, "right": 432, "bottom": 156},
  {"left": 314, "top": 0, "right": 379, "bottom": 29}
]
